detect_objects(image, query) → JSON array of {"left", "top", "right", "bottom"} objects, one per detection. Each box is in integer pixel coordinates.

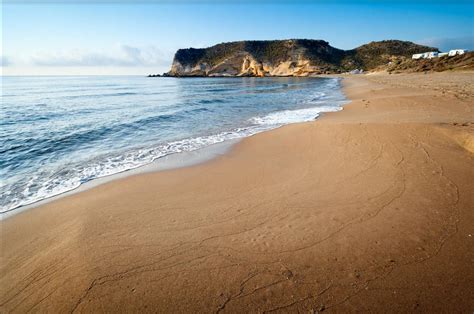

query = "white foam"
[{"left": 250, "top": 106, "right": 342, "bottom": 125}]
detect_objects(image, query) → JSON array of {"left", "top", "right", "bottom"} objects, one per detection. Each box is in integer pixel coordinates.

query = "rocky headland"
[{"left": 163, "top": 39, "right": 439, "bottom": 77}]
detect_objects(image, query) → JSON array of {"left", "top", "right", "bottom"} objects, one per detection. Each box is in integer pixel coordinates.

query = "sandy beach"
[{"left": 1, "top": 72, "right": 473, "bottom": 312}]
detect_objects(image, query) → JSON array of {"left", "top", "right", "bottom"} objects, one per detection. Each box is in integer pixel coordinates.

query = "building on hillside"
[
  {"left": 412, "top": 49, "right": 467, "bottom": 60},
  {"left": 349, "top": 69, "right": 364, "bottom": 74},
  {"left": 448, "top": 49, "right": 466, "bottom": 56}
]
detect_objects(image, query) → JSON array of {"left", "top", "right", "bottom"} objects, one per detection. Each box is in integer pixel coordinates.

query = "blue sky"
[{"left": 2, "top": 0, "right": 473, "bottom": 75}]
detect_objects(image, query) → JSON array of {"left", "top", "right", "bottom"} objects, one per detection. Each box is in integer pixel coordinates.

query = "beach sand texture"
[{"left": 1, "top": 72, "right": 473, "bottom": 312}]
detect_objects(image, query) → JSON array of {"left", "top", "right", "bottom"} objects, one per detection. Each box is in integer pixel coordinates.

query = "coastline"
[
  {"left": 0, "top": 138, "right": 240, "bottom": 220},
  {"left": 1, "top": 72, "right": 473, "bottom": 312},
  {"left": 1, "top": 76, "right": 346, "bottom": 218}
]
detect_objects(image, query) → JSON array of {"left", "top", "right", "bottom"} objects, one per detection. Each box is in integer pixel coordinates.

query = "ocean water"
[{"left": 1, "top": 76, "right": 347, "bottom": 215}]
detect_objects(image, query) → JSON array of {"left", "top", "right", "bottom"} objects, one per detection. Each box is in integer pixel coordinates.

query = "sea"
[{"left": 1, "top": 76, "right": 347, "bottom": 217}]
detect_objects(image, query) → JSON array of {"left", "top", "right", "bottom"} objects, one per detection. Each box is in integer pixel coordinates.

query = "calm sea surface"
[{"left": 1, "top": 76, "right": 347, "bottom": 215}]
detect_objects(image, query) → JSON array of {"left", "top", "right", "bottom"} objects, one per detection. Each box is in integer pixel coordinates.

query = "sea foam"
[{"left": 250, "top": 106, "right": 342, "bottom": 125}]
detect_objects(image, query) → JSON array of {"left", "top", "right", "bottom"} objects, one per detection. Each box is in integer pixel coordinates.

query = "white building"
[
  {"left": 427, "top": 52, "right": 439, "bottom": 59},
  {"left": 349, "top": 69, "right": 364, "bottom": 74},
  {"left": 412, "top": 49, "right": 467, "bottom": 60},
  {"left": 448, "top": 49, "right": 466, "bottom": 56}
]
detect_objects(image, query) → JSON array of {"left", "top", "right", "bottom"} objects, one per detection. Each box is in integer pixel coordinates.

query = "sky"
[{"left": 2, "top": 0, "right": 473, "bottom": 75}]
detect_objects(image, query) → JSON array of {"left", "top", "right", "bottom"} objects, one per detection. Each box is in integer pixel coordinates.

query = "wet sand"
[{"left": 1, "top": 72, "right": 473, "bottom": 312}]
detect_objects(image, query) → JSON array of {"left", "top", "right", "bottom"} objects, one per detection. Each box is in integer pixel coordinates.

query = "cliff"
[{"left": 165, "top": 39, "right": 438, "bottom": 77}]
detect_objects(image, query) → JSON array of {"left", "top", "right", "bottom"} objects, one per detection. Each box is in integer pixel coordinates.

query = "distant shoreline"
[{"left": 147, "top": 74, "right": 337, "bottom": 78}]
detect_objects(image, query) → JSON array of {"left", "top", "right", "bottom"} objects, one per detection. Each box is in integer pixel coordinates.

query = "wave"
[
  {"left": 250, "top": 105, "right": 342, "bottom": 125},
  {"left": 0, "top": 111, "right": 197, "bottom": 167},
  {"left": 62, "top": 92, "right": 138, "bottom": 99}
]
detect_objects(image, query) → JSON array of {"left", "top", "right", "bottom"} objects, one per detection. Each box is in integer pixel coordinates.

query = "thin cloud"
[
  {"left": 416, "top": 36, "right": 474, "bottom": 51},
  {"left": 30, "top": 45, "right": 173, "bottom": 67}
]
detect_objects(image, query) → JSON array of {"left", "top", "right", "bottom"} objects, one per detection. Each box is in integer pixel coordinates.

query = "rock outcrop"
[{"left": 165, "top": 39, "right": 438, "bottom": 77}]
